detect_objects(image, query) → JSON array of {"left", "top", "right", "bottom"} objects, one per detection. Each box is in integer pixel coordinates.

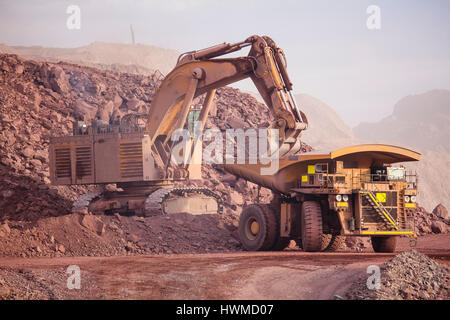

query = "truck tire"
[
  {"left": 323, "top": 235, "right": 345, "bottom": 252},
  {"left": 371, "top": 236, "right": 398, "bottom": 253},
  {"left": 301, "top": 201, "right": 323, "bottom": 252},
  {"left": 238, "top": 204, "right": 277, "bottom": 251},
  {"left": 320, "top": 234, "right": 332, "bottom": 251}
]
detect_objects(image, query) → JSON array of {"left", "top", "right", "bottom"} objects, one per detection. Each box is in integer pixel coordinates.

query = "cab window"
[{"left": 387, "top": 167, "right": 406, "bottom": 181}]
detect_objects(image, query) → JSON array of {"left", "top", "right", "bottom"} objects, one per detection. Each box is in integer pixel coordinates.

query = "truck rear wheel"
[
  {"left": 371, "top": 236, "right": 398, "bottom": 253},
  {"left": 238, "top": 204, "right": 277, "bottom": 251},
  {"left": 301, "top": 201, "right": 323, "bottom": 252}
]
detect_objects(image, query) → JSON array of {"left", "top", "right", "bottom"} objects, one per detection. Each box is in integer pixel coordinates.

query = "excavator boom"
[{"left": 147, "top": 35, "right": 308, "bottom": 165}]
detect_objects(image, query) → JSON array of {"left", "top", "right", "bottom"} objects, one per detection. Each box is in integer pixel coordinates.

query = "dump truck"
[{"left": 224, "top": 144, "right": 420, "bottom": 253}]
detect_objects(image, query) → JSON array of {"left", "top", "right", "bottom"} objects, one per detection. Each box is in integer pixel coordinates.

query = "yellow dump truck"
[{"left": 224, "top": 144, "right": 420, "bottom": 253}]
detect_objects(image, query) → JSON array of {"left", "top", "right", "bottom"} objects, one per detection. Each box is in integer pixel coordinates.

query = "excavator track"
[
  {"left": 72, "top": 190, "right": 102, "bottom": 214},
  {"left": 71, "top": 187, "right": 222, "bottom": 217}
]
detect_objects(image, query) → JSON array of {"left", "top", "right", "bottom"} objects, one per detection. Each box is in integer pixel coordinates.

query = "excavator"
[
  {"left": 49, "top": 35, "right": 308, "bottom": 217},
  {"left": 49, "top": 35, "right": 421, "bottom": 253}
]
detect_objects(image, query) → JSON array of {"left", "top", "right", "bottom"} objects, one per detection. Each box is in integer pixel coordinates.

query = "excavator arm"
[{"left": 146, "top": 35, "right": 308, "bottom": 178}]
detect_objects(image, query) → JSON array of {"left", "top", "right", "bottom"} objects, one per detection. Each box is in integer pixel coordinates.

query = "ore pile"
[
  {"left": 346, "top": 250, "right": 449, "bottom": 300},
  {"left": 0, "top": 212, "right": 241, "bottom": 258},
  {"left": 414, "top": 204, "right": 449, "bottom": 235}
]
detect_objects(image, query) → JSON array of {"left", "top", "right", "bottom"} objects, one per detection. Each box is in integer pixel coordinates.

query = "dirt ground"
[{"left": 0, "top": 234, "right": 448, "bottom": 300}]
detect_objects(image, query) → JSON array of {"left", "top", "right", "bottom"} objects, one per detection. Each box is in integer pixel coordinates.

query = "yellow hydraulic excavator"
[{"left": 49, "top": 35, "right": 308, "bottom": 217}]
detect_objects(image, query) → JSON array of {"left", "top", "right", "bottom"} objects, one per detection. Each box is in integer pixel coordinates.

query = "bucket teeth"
[{"left": 144, "top": 187, "right": 223, "bottom": 217}]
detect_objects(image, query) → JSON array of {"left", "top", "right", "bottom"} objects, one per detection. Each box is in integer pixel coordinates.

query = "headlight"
[
  {"left": 411, "top": 196, "right": 417, "bottom": 203},
  {"left": 342, "top": 195, "right": 349, "bottom": 202},
  {"left": 404, "top": 196, "right": 410, "bottom": 203},
  {"left": 336, "top": 195, "right": 342, "bottom": 202}
]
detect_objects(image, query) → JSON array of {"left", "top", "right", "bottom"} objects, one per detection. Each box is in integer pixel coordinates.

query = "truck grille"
[
  {"left": 120, "top": 142, "right": 143, "bottom": 178},
  {"left": 55, "top": 148, "right": 71, "bottom": 178}
]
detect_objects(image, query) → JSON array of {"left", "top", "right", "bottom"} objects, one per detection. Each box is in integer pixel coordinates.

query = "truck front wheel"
[{"left": 301, "top": 201, "right": 323, "bottom": 252}]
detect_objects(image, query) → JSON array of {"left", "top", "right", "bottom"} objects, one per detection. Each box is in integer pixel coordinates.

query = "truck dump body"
[{"left": 224, "top": 144, "right": 421, "bottom": 194}]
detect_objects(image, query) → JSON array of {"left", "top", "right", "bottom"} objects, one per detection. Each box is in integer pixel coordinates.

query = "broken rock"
[
  {"left": 49, "top": 66, "right": 70, "bottom": 94},
  {"left": 79, "top": 214, "right": 106, "bottom": 236},
  {"left": 0, "top": 222, "right": 11, "bottom": 236},
  {"left": 431, "top": 221, "right": 447, "bottom": 234},
  {"left": 21, "top": 146, "right": 34, "bottom": 158},
  {"left": 432, "top": 204, "right": 448, "bottom": 220}
]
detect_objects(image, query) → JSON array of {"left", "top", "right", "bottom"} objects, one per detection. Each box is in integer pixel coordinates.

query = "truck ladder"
[{"left": 360, "top": 190, "right": 399, "bottom": 230}]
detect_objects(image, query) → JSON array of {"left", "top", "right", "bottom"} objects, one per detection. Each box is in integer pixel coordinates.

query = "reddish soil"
[{"left": 0, "top": 234, "right": 448, "bottom": 300}]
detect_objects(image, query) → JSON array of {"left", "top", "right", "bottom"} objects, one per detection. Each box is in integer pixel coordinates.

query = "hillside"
[
  {"left": 0, "top": 42, "right": 180, "bottom": 75},
  {"left": 354, "top": 90, "right": 450, "bottom": 153},
  {"left": 295, "top": 94, "right": 356, "bottom": 149},
  {"left": 405, "top": 150, "right": 450, "bottom": 212}
]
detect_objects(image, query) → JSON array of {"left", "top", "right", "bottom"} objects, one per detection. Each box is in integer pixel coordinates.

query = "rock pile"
[
  {"left": 0, "top": 212, "right": 241, "bottom": 258},
  {"left": 346, "top": 250, "right": 449, "bottom": 300},
  {"left": 414, "top": 204, "right": 449, "bottom": 235}
]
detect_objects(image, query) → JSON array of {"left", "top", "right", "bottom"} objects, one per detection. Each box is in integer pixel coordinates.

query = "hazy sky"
[{"left": 0, "top": 0, "right": 449, "bottom": 126}]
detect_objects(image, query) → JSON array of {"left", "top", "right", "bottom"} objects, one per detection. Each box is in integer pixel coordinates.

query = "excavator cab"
[{"left": 187, "top": 105, "right": 201, "bottom": 133}]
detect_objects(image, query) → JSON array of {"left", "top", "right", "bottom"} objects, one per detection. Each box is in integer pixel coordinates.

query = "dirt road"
[{"left": 0, "top": 234, "right": 448, "bottom": 300}]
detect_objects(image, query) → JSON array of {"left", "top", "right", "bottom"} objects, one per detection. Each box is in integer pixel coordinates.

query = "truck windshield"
[{"left": 387, "top": 167, "right": 406, "bottom": 181}]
